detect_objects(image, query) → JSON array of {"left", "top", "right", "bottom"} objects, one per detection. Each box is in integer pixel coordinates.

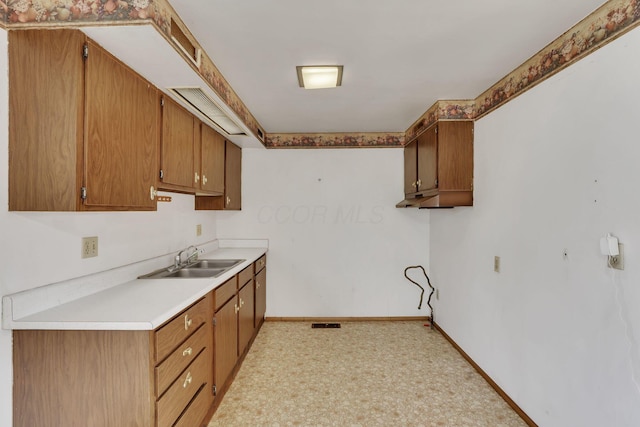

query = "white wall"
[
  {"left": 430, "top": 28, "right": 640, "bottom": 426},
  {"left": 217, "top": 148, "right": 430, "bottom": 317},
  {"left": 0, "top": 29, "right": 219, "bottom": 427}
]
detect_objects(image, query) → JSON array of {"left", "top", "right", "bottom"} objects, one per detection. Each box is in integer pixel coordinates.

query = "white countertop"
[{"left": 3, "top": 246, "right": 267, "bottom": 331}]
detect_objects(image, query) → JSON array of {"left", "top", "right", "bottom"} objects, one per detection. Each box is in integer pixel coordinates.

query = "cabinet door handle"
[
  {"left": 182, "top": 347, "right": 193, "bottom": 357},
  {"left": 184, "top": 314, "right": 193, "bottom": 330},
  {"left": 183, "top": 372, "right": 193, "bottom": 388},
  {"left": 202, "top": 175, "right": 208, "bottom": 185},
  {"left": 416, "top": 179, "right": 422, "bottom": 187},
  {"left": 234, "top": 303, "right": 239, "bottom": 314},
  {"left": 226, "top": 196, "right": 231, "bottom": 206},
  {"left": 256, "top": 281, "right": 260, "bottom": 289},
  {"left": 240, "top": 298, "right": 244, "bottom": 307},
  {"left": 150, "top": 186, "right": 157, "bottom": 201},
  {"left": 194, "top": 172, "right": 200, "bottom": 183}
]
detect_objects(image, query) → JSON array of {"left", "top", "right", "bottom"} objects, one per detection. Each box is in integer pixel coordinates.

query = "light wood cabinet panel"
[
  {"left": 195, "top": 140, "right": 241, "bottom": 210},
  {"left": 8, "top": 29, "right": 159, "bottom": 211},
  {"left": 403, "top": 139, "right": 418, "bottom": 195},
  {"left": 200, "top": 124, "right": 225, "bottom": 195},
  {"left": 255, "top": 266, "right": 267, "bottom": 329},
  {"left": 13, "top": 330, "right": 154, "bottom": 427},
  {"left": 417, "top": 127, "right": 438, "bottom": 193},
  {"left": 159, "top": 96, "right": 196, "bottom": 192},
  {"left": 84, "top": 40, "right": 159, "bottom": 210},
  {"left": 238, "top": 279, "right": 255, "bottom": 356},
  {"left": 213, "top": 295, "right": 238, "bottom": 393}
]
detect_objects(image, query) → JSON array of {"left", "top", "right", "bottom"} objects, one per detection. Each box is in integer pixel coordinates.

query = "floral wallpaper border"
[
  {"left": 1, "top": 0, "right": 639, "bottom": 148},
  {"left": 474, "top": 0, "right": 640, "bottom": 118},
  {"left": 265, "top": 133, "right": 405, "bottom": 149}
]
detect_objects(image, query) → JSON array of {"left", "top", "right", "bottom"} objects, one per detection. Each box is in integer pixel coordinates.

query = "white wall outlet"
[
  {"left": 82, "top": 236, "right": 98, "bottom": 258},
  {"left": 494, "top": 256, "right": 500, "bottom": 273},
  {"left": 609, "top": 243, "right": 624, "bottom": 270},
  {"left": 196, "top": 224, "right": 202, "bottom": 236}
]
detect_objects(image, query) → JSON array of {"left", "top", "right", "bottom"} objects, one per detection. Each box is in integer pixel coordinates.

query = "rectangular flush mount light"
[{"left": 297, "top": 65, "right": 343, "bottom": 89}]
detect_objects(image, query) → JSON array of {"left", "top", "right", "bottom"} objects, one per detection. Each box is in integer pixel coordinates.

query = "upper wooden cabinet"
[
  {"left": 195, "top": 140, "right": 242, "bottom": 210},
  {"left": 399, "top": 121, "right": 474, "bottom": 208},
  {"left": 198, "top": 123, "right": 225, "bottom": 195},
  {"left": 9, "top": 30, "right": 159, "bottom": 211},
  {"left": 159, "top": 96, "right": 196, "bottom": 192},
  {"left": 159, "top": 97, "right": 225, "bottom": 196}
]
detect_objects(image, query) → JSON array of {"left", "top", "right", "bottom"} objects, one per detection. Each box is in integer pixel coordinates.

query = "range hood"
[
  {"left": 168, "top": 87, "right": 246, "bottom": 136},
  {"left": 396, "top": 191, "right": 472, "bottom": 209}
]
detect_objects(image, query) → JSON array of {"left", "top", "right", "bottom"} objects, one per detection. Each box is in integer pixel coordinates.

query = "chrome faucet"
[{"left": 175, "top": 245, "right": 198, "bottom": 269}]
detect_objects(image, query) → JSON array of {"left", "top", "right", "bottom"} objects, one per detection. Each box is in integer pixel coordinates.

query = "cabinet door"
[
  {"left": 160, "top": 97, "right": 196, "bottom": 191},
  {"left": 238, "top": 280, "right": 254, "bottom": 356},
  {"left": 403, "top": 139, "right": 418, "bottom": 195},
  {"left": 200, "top": 124, "right": 225, "bottom": 194},
  {"left": 214, "top": 297, "right": 238, "bottom": 392},
  {"left": 437, "top": 121, "right": 474, "bottom": 191},
  {"left": 417, "top": 126, "right": 438, "bottom": 193},
  {"left": 254, "top": 267, "right": 266, "bottom": 329},
  {"left": 84, "top": 41, "right": 159, "bottom": 210},
  {"left": 224, "top": 141, "right": 242, "bottom": 210}
]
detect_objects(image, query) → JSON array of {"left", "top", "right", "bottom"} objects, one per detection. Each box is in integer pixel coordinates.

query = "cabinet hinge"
[
  {"left": 82, "top": 44, "right": 88, "bottom": 60},
  {"left": 80, "top": 187, "right": 87, "bottom": 200},
  {"left": 159, "top": 169, "right": 164, "bottom": 180},
  {"left": 212, "top": 317, "right": 216, "bottom": 327},
  {"left": 213, "top": 385, "right": 217, "bottom": 396},
  {"left": 435, "top": 127, "right": 438, "bottom": 134},
  {"left": 160, "top": 97, "right": 165, "bottom": 107}
]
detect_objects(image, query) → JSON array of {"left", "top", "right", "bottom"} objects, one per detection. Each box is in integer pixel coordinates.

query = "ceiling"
[{"left": 168, "top": 0, "right": 607, "bottom": 135}]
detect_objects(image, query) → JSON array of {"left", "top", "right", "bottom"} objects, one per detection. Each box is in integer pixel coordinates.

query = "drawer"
[
  {"left": 155, "top": 296, "right": 210, "bottom": 362},
  {"left": 254, "top": 254, "right": 266, "bottom": 274},
  {"left": 156, "top": 324, "right": 208, "bottom": 397},
  {"left": 173, "top": 383, "right": 212, "bottom": 427},
  {"left": 214, "top": 276, "right": 236, "bottom": 312},
  {"left": 157, "top": 348, "right": 210, "bottom": 427},
  {"left": 238, "top": 265, "right": 253, "bottom": 289}
]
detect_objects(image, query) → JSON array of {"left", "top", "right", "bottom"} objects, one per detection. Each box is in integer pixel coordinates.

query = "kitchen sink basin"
[
  {"left": 186, "top": 259, "right": 245, "bottom": 269},
  {"left": 138, "top": 259, "right": 245, "bottom": 279}
]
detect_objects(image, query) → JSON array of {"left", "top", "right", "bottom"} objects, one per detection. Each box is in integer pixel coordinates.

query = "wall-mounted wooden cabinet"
[
  {"left": 9, "top": 30, "right": 159, "bottom": 211},
  {"left": 159, "top": 97, "right": 225, "bottom": 196},
  {"left": 398, "top": 121, "right": 474, "bottom": 208},
  {"left": 195, "top": 140, "right": 242, "bottom": 210}
]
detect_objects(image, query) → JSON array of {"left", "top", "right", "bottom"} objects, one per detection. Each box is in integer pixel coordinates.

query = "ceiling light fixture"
[{"left": 296, "top": 65, "right": 343, "bottom": 89}]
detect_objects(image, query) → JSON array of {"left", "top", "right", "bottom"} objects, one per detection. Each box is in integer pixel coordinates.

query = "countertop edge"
[{"left": 4, "top": 245, "right": 267, "bottom": 331}]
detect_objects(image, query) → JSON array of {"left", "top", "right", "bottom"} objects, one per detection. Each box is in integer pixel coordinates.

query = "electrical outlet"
[
  {"left": 609, "top": 243, "right": 624, "bottom": 270},
  {"left": 196, "top": 224, "right": 202, "bottom": 236},
  {"left": 494, "top": 256, "right": 500, "bottom": 273},
  {"left": 82, "top": 236, "right": 98, "bottom": 258}
]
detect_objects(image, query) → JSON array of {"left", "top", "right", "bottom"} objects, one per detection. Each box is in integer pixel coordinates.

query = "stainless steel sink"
[
  {"left": 138, "top": 259, "right": 245, "bottom": 279},
  {"left": 186, "top": 259, "right": 245, "bottom": 269}
]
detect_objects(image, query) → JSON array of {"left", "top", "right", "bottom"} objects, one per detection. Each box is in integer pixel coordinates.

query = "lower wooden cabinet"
[
  {"left": 12, "top": 256, "right": 268, "bottom": 426},
  {"left": 13, "top": 294, "right": 214, "bottom": 427}
]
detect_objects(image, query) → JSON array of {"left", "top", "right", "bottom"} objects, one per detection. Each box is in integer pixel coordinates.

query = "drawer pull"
[
  {"left": 183, "top": 372, "right": 192, "bottom": 388},
  {"left": 184, "top": 314, "right": 193, "bottom": 330},
  {"left": 182, "top": 347, "right": 193, "bottom": 357}
]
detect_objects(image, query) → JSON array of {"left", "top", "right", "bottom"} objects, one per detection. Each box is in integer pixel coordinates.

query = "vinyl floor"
[{"left": 208, "top": 321, "right": 527, "bottom": 427}]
